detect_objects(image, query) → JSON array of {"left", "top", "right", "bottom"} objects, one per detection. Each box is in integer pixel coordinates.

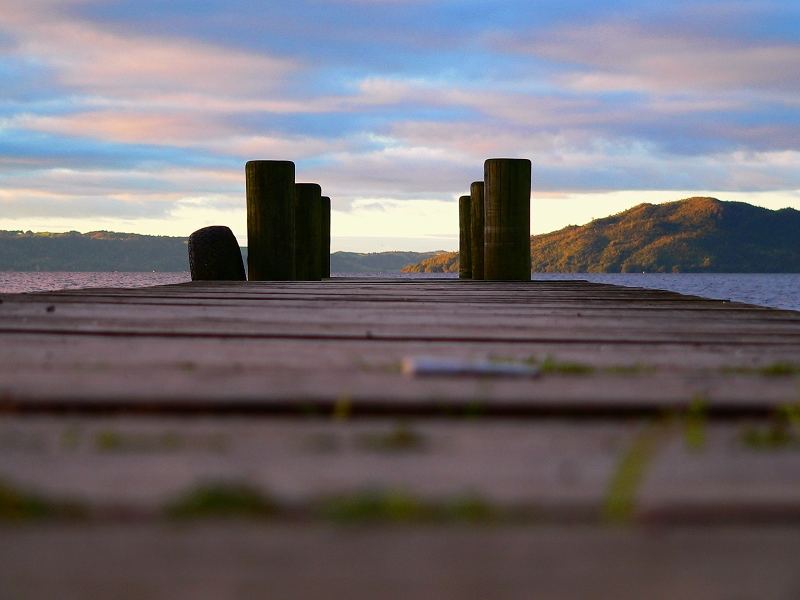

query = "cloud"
[
  {"left": 0, "top": 1, "right": 298, "bottom": 101},
  {"left": 1, "top": 0, "right": 799, "bottom": 243},
  {"left": 507, "top": 21, "right": 800, "bottom": 95}
]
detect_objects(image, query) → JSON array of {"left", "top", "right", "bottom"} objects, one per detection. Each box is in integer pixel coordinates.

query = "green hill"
[
  {"left": 330, "top": 251, "right": 439, "bottom": 273},
  {"left": 0, "top": 230, "right": 189, "bottom": 271},
  {"left": 0, "top": 230, "right": 439, "bottom": 273},
  {"left": 402, "top": 197, "right": 800, "bottom": 273}
]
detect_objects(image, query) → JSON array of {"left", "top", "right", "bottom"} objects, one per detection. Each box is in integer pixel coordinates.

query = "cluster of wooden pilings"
[
  {"left": 246, "top": 160, "right": 331, "bottom": 281},
  {"left": 459, "top": 158, "right": 532, "bottom": 281},
  {"left": 187, "top": 160, "right": 331, "bottom": 282}
]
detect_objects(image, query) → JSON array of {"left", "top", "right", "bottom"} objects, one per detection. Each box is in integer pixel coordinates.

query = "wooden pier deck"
[{"left": 2, "top": 278, "right": 800, "bottom": 598}]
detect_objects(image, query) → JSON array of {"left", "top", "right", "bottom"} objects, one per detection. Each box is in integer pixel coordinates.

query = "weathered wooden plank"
[
  {"left": 1, "top": 364, "right": 797, "bottom": 415},
  {"left": 0, "top": 417, "right": 623, "bottom": 512},
  {"left": 4, "top": 292, "right": 796, "bottom": 321},
  {"left": 4, "top": 302, "right": 799, "bottom": 335},
  {"left": 0, "top": 280, "right": 797, "bottom": 413},
  {"left": 1, "top": 417, "right": 800, "bottom": 521},
  {"left": 2, "top": 318, "right": 798, "bottom": 345},
  {"left": 3, "top": 524, "right": 800, "bottom": 600},
  {"left": 0, "top": 333, "right": 794, "bottom": 370},
  {"left": 3, "top": 295, "right": 799, "bottom": 339}
]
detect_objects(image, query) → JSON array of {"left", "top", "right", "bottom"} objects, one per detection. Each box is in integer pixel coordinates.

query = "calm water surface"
[
  {"left": 1, "top": 271, "right": 798, "bottom": 312},
  {"left": 533, "top": 273, "right": 800, "bottom": 312},
  {"left": 0, "top": 271, "right": 192, "bottom": 293}
]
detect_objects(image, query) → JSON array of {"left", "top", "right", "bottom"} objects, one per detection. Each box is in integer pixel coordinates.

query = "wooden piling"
[
  {"left": 459, "top": 195, "right": 472, "bottom": 279},
  {"left": 295, "top": 183, "right": 323, "bottom": 281},
  {"left": 188, "top": 226, "right": 246, "bottom": 281},
  {"left": 321, "top": 196, "right": 331, "bottom": 279},
  {"left": 470, "top": 181, "right": 485, "bottom": 280},
  {"left": 246, "top": 160, "right": 296, "bottom": 281},
  {"left": 484, "top": 158, "right": 531, "bottom": 281}
]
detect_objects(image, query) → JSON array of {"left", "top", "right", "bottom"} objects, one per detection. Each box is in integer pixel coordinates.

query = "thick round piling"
[
  {"left": 321, "top": 195, "right": 331, "bottom": 279},
  {"left": 459, "top": 195, "right": 472, "bottom": 279},
  {"left": 188, "top": 226, "right": 246, "bottom": 281},
  {"left": 295, "top": 183, "right": 323, "bottom": 281},
  {"left": 470, "top": 181, "right": 485, "bottom": 280},
  {"left": 484, "top": 158, "right": 531, "bottom": 281},
  {"left": 246, "top": 160, "right": 295, "bottom": 280}
]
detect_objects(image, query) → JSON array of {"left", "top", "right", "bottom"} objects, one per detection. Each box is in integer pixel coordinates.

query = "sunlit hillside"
[{"left": 402, "top": 197, "right": 800, "bottom": 273}]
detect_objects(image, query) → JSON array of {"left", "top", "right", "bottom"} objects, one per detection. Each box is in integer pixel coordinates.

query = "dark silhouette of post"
[
  {"left": 459, "top": 194, "right": 472, "bottom": 279},
  {"left": 188, "top": 226, "right": 246, "bottom": 281},
  {"left": 484, "top": 158, "right": 531, "bottom": 281},
  {"left": 246, "top": 160, "right": 295, "bottom": 280},
  {"left": 321, "top": 195, "right": 331, "bottom": 279},
  {"left": 470, "top": 181, "right": 485, "bottom": 280},
  {"left": 295, "top": 183, "right": 322, "bottom": 281}
]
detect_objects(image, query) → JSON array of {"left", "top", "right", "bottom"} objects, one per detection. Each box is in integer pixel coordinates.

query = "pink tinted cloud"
[
  {"left": 0, "top": 2, "right": 298, "bottom": 100},
  {"left": 15, "top": 111, "right": 356, "bottom": 160},
  {"left": 15, "top": 112, "right": 233, "bottom": 146},
  {"left": 506, "top": 22, "right": 800, "bottom": 94}
]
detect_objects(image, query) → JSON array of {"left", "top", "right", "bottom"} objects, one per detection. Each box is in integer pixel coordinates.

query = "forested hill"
[
  {"left": 0, "top": 230, "right": 440, "bottom": 273},
  {"left": 402, "top": 197, "right": 800, "bottom": 273},
  {"left": 330, "top": 251, "right": 439, "bottom": 273},
  {"left": 0, "top": 231, "right": 189, "bottom": 272}
]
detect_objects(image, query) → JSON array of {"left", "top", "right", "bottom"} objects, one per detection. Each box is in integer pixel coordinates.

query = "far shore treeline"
[
  {"left": 2, "top": 197, "right": 799, "bottom": 273},
  {"left": 0, "top": 230, "right": 439, "bottom": 273}
]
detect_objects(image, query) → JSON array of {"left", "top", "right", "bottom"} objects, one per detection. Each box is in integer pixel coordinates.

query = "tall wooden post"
[
  {"left": 295, "top": 183, "right": 322, "bottom": 281},
  {"left": 459, "top": 194, "right": 472, "bottom": 279},
  {"left": 470, "top": 181, "right": 485, "bottom": 280},
  {"left": 246, "top": 160, "right": 295, "bottom": 281},
  {"left": 484, "top": 158, "right": 531, "bottom": 281},
  {"left": 321, "top": 195, "right": 331, "bottom": 279}
]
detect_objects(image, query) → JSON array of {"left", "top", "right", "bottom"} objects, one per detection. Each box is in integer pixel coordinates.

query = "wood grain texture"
[
  {"left": 321, "top": 195, "right": 331, "bottom": 279},
  {"left": 295, "top": 183, "right": 322, "bottom": 281},
  {"left": 2, "top": 417, "right": 800, "bottom": 522},
  {"left": 1, "top": 278, "right": 799, "bottom": 587},
  {"left": 0, "top": 279, "right": 798, "bottom": 414},
  {"left": 245, "top": 160, "right": 296, "bottom": 281},
  {"left": 484, "top": 159, "right": 531, "bottom": 281},
  {"left": 4, "top": 524, "right": 800, "bottom": 600},
  {"left": 470, "top": 181, "right": 485, "bottom": 280},
  {"left": 459, "top": 195, "right": 472, "bottom": 279},
  {"left": 187, "top": 226, "right": 246, "bottom": 282}
]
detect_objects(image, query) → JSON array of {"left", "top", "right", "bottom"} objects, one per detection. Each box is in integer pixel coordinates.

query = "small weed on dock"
[
  {"left": 356, "top": 421, "right": 426, "bottom": 453},
  {"left": 93, "top": 430, "right": 228, "bottom": 453},
  {"left": 761, "top": 363, "right": 800, "bottom": 376},
  {"left": 721, "top": 362, "right": 800, "bottom": 377},
  {"left": 603, "top": 364, "right": 657, "bottom": 375},
  {"left": 317, "top": 489, "right": 498, "bottom": 524},
  {"left": 740, "top": 405, "right": 800, "bottom": 450},
  {"left": 165, "top": 482, "right": 277, "bottom": 519},
  {"left": 463, "top": 399, "right": 486, "bottom": 418},
  {"left": 0, "top": 479, "right": 86, "bottom": 521},
  {"left": 489, "top": 354, "right": 596, "bottom": 375},
  {"left": 332, "top": 394, "right": 352, "bottom": 421},
  {"left": 604, "top": 421, "right": 669, "bottom": 524},
  {"left": 683, "top": 395, "right": 708, "bottom": 452},
  {"left": 539, "top": 356, "right": 595, "bottom": 375}
]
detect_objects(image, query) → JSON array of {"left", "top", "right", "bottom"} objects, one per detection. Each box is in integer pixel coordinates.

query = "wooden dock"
[{"left": 2, "top": 278, "right": 800, "bottom": 598}]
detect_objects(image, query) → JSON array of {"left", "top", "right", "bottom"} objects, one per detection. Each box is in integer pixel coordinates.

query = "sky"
[{"left": 1, "top": 0, "right": 799, "bottom": 252}]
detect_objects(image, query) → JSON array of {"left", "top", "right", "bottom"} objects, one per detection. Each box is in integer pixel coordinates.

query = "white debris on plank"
[{"left": 402, "top": 356, "right": 540, "bottom": 378}]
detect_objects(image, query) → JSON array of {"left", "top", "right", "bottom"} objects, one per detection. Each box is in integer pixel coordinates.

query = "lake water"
[{"left": 0, "top": 271, "right": 798, "bottom": 312}]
